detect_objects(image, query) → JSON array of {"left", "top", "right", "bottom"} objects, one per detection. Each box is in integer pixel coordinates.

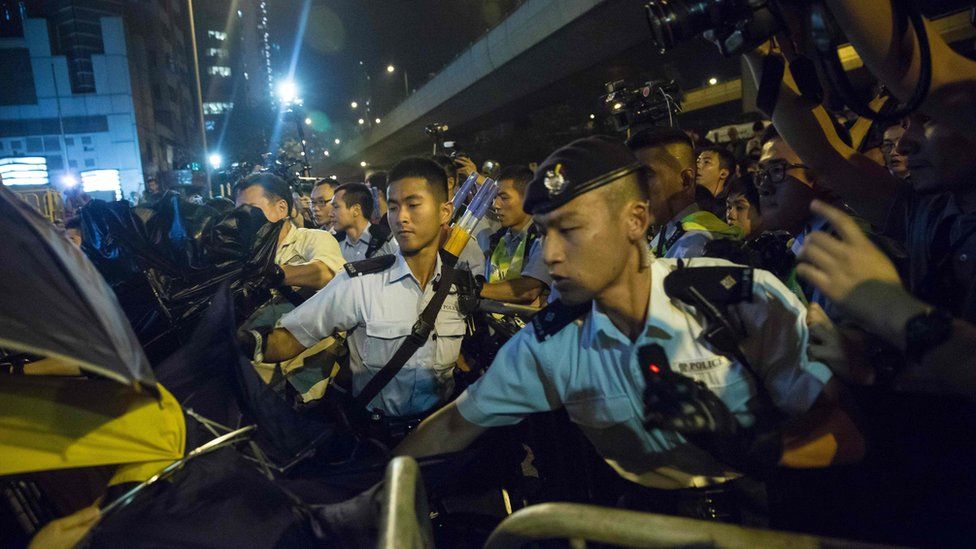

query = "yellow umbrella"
[{"left": 0, "top": 375, "right": 185, "bottom": 481}]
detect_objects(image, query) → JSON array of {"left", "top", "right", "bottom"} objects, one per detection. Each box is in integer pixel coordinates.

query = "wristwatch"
[{"left": 904, "top": 308, "right": 954, "bottom": 363}]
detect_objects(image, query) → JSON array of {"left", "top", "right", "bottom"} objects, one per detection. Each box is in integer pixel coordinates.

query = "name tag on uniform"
[{"left": 674, "top": 356, "right": 733, "bottom": 389}]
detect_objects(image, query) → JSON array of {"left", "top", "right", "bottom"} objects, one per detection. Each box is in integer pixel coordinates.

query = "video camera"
[
  {"left": 643, "top": 0, "right": 933, "bottom": 123},
  {"left": 602, "top": 79, "right": 682, "bottom": 132}
]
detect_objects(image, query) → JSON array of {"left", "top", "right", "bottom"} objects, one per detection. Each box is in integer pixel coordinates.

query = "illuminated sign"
[
  {"left": 0, "top": 157, "right": 49, "bottom": 186},
  {"left": 81, "top": 169, "right": 122, "bottom": 200}
]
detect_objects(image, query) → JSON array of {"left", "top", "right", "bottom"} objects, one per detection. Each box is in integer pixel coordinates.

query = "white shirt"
[
  {"left": 276, "top": 224, "right": 346, "bottom": 275},
  {"left": 338, "top": 222, "right": 399, "bottom": 263},
  {"left": 279, "top": 252, "right": 468, "bottom": 417},
  {"left": 456, "top": 257, "right": 832, "bottom": 489}
]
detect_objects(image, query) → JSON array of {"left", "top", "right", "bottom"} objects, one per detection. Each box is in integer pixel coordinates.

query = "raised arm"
[{"left": 743, "top": 48, "right": 904, "bottom": 227}]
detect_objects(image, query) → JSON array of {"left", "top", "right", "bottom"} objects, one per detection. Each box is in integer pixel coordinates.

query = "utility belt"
[{"left": 357, "top": 409, "right": 426, "bottom": 448}]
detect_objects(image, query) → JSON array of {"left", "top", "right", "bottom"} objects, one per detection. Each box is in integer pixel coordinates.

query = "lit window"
[
  {"left": 206, "top": 48, "right": 228, "bottom": 58},
  {"left": 207, "top": 30, "right": 227, "bottom": 41},
  {"left": 207, "top": 66, "right": 232, "bottom": 77},
  {"left": 203, "top": 102, "right": 234, "bottom": 114}
]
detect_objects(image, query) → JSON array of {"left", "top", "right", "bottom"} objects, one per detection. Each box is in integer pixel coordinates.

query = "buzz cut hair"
[
  {"left": 388, "top": 157, "right": 449, "bottom": 203},
  {"left": 235, "top": 172, "right": 292, "bottom": 212}
]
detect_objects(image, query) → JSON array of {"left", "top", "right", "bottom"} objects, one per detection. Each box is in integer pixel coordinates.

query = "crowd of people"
[{"left": 18, "top": 3, "right": 976, "bottom": 547}]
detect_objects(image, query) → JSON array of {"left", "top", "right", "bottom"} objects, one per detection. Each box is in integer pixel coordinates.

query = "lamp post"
[{"left": 186, "top": 0, "right": 212, "bottom": 196}]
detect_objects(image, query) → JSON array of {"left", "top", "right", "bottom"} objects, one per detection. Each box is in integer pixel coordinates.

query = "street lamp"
[
  {"left": 375, "top": 118, "right": 381, "bottom": 124},
  {"left": 708, "top": 77, "right": 718, "bottom": 86},
  {"left": 386, "top": 64, "right": 395, "bottom": 73},
  {"left": 358, "top": 118, "right": 365, "bottom": 125},
  {"left": 208, "top": 153, "right": 223, "bottom": 170},
  {"left": 323, "top": 150, "right": 330, "bottom": 157},
  {"left": 350, "top": 101, "right": 359, "bottom": 109},
  {"left": 276, "top": 80, "right": 299, "bottom": 104},
  {"left": 334, "top": 138, "right": 341, "bottom": 145},
  {"left": 360, "top": 161, "right": 367, "bottom": 167},
  {"left": 304, "top": 117, "right": 312, "bottom": 125}
]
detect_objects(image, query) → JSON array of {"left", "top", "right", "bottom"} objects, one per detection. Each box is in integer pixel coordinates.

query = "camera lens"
[{"left": 645, "top": 0, "right": 719, "bottom": 54}]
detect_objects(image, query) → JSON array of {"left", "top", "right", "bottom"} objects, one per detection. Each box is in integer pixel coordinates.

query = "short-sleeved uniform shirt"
[
  {"left": 338, "top": 222, "right": 399, "bottom": 263},
  {"left": 456, "top": 257, "right": 832, "bottom": 489},
  {"left": 279, "top": 252, "right": 468, "bottom": 417},
  {"left": 458, "top": 237, "right": 487, "bottom": 281},
  {"left": 276, "top": 224, "right": 346, "bottom": 275}
]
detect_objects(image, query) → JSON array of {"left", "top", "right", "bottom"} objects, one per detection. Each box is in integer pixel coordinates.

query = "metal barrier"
[
  {"left": 483, "top": 503, "right": 887, "bottom": 549},
  {"left": 377, "top": 457, "right": 434, "bottom": 549}
]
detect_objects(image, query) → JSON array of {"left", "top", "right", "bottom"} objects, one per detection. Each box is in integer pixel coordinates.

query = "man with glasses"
[{"left": 310, "top": 178, "right": 340, "bottom": 231}]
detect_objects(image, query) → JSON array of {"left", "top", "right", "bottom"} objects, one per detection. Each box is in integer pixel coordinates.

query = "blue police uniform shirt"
[
  {"left": 456, "top": 257, "right": 832, "bottom": 489},
  {"left": 279, "top": 252, "right": 468, "bottom": 417},
  {"left": 338, "top": 222, "right": 399, "bottom": 263}
]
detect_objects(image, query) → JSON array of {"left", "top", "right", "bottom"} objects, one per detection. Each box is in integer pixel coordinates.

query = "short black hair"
[
  {"left": 725, "top": 175, "right": 761, "bottom": 213},
  {"left": 314, "top": 177, "right": 340, "bottom": 191},
  {"left": 752, "top": 120, "right": 765, "bottom": 133},
  {"left": 235, "top": 172, "right": 292, "bottom": 212},
  {"left": 366, "top": 171, "right": 389, "bottom": 193},
  {"left": 335, "top": 182, "right": 374, "bottom": 219},
  {"left": 389, "top": 157, "right": 449, "bottom": 202},
  {"left": 626, "top": 126, "right": 694, "bottom": 152},
  {"left": 496, "top": 165, "right": 533, "bottom": 195},
  {"left": 698, "top": 146, "right": 736, "bottom": 174}
]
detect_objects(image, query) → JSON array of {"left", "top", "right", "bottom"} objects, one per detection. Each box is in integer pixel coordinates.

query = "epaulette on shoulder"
[
  {"left": 531, "top": 300, "right": 590, "bottom": 342},
  {"left": 344, "top": 254, "right": 396, "bottom": 277}
]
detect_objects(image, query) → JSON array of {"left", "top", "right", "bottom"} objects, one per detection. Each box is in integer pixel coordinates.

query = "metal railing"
[
  {"left": 483, "top": 503, "right": 887, "bottom": 549},
  {"left": 377, "top": 457, "right": 435, "bottom": 549}
]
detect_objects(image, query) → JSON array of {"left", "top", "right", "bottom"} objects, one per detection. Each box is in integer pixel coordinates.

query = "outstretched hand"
[{"left": 796, "top": 200, "right": 907, "bottom": 335}]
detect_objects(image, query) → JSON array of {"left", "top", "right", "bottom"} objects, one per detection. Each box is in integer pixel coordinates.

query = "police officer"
[
  {"left": 627, "top": 128, "right": 741, "bottom": 258},
  {"left": 394, "top": 136, "right": 865, "bottom": 523},
  {"left": 331, "top": 182, "right": 398, "bottom": 263},
  {"left": 479, "top": 165, "right": 550, "bottom": 305},
  {"left": 253, "top": 158, "right": 470, "bottom": 419}
]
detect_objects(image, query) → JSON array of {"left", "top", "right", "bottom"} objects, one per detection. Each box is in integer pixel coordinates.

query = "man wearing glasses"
[{"left": 310, "top": 178, "right": 340, "bottom": 232}]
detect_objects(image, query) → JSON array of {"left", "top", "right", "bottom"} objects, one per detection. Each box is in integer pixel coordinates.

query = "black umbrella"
[{"left": 0, "top": 185, "right": 156, "bottom": 392}]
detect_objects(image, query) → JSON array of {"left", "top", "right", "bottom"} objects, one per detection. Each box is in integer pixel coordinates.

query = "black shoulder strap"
[
  {"left": 365, "top": 223, "right": 393, "bottom": 258},
  {"left": 531, "top": 299, "right": 590, "bottom": 342},
  {"left": 352, "top": 250, "right": 460, "bottom": 410},
  {"left": 523, "top": 224, "right": 541, "bottom": 261},
  {"left": 485, "top": 226, "right": 508, "bottom": 261},
  {"left": 334, "top": 230, "right": 347, "bottom": 243},
  {"left": 344, "top": 254, "right": 396, "bottom": 278}
]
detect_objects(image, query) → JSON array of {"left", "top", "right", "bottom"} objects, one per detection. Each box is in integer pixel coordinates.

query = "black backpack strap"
[
  {"left": 485, "top": 226, "right": 508, "bottom": 261},
  {"left": 352, "top": 250, "right": 460, "bottom": 410},
  {"left": 531, "top": 299, "right": 590, "bottom": 342},
  {"left": 524, "top": 224, "right": 541, "bottom": 260},
  {"left": 365, "top": 223, "right": 393, "bottom": 258},
  {"left": 344, "top": 254, "right": 396, "bottom": 278}
]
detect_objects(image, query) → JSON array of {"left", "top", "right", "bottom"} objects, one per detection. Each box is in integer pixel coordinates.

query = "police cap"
[{"left": 523, "top": 135, "right": 645, "bottom": 215}]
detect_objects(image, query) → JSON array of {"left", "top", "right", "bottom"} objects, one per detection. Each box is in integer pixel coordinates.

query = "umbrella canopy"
[
  {"left": 0, "top": 185, "right": 155, "bottom": 391},
  {"left": 0, "top": 376, "right": 185, "bottom": 477}
]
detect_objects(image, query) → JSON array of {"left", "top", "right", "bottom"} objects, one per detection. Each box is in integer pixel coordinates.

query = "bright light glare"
[
  {"left": 386, "top": 64, "right": 395, "bottom": 73},
  {"left": 304, "top": 117, "right": 312, "bottom": 125},
  {"left": 334, "top": 138, "right": 341, "bottom": 145},
  {"left": 375, "top": 118, "right": 381, "bottom": 124},
  {"left": 208, "top": 153, "right": 223, "bottom": 169},
  {"left": 589, "top": 114, "right": 595, "bottom": 120},
  {"left": 323, "top": 150, "right": 330, "bottom": 157},
  {"left": 276, "top": 80, "right": 298, "bottom": 103},
  {"left": 708, "top": 77, "right": 718, "bottom": 85},
  {"left": 358, "top": 118, "right": 365, "bottom": 125},
  {"left": 61, "top": 174, "right": 78, "bottom": 187},
  {"left": 350, "top": 101, "right": 359, "bottom": 109},
  {"left": 360, "top": 161, "right": 367, "bottom": 167}
]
